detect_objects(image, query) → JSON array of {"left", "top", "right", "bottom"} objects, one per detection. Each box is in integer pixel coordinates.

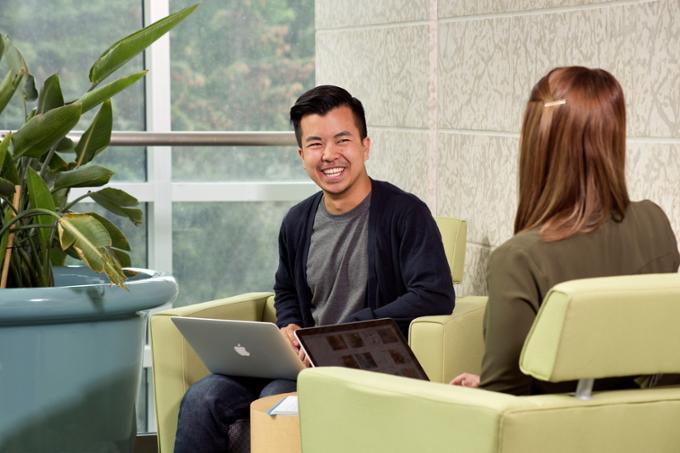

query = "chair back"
[
  {"left": 262, "top": 295, "right": 277, "bottom": 322},
  {"left": 521, "top": 273, "right": 680, "bottom": 383},
  {"left": 434, "top": 217, "right": 467, "bottom": 284}
]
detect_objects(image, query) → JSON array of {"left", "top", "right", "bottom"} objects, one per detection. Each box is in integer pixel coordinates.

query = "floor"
[{"left": 134, "top": 434, "right": 158, "bottom": 453}]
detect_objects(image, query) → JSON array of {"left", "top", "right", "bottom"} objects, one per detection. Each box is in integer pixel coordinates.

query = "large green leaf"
[
  {"left": 0, "top": 69, "right": 23, "bottom": 114},
  {"left": 0, "top": 35, "right": 30, "bottom": 114},
  {"left": 88, "top": 212, "right": 130, "bottom": 251},
  {"left": 88, "top": 212, "right": 132, "bottom": 268},
  {"left": 0, "top": 133, "right": 19, "bottom": 184},
  {"left": 3, "top": 36, "right": 28, "bottom": 72},
  {"left": 11, "top": 103, "right": 82, "bottom": 158},
  {"left": 0, "top": 133, "right": 9, "bottom": 173},
  {"left": 48, "top": 153, "right": 69, "bottom": 172},
  {"left": 26, "top": 167, "right": 57, "bottom": 250},
  {"left": 0, "top": 34, "right": 5, "bottom": 60},
  {"left": 74, "top": 100, "right": 112, "bottom": 167},
  {"left": 0, "top": 177, "right": 15, "bottom": 196},
  {"left": 88, "top": 4, "right": 198, "bottom": 86},
  {"left": 54, "top": 165, "right": 113, "bottom": 190},
  {"left": 57, "top": 213, "right": 126, "bottom": 287},
  {"left": 38, "top": 74, "right": 65, "bottom": 113},
  {"left": 90, "top": 187, "right": 142, "bottom": 225},
  {"left": 23, "top": 73, "right": 38, "bottom": 101},
  {"left": 49, "top": 247, "right": 67, "bottom": 267},
  {"left": 56, "top": 137, "right": 75, "bottom": 152},
  {"left": 78, "top": 70, "right": 146, "bottom": 113},
  {"left": 51, "top": 188, "right": 68, "bottom": 210}
]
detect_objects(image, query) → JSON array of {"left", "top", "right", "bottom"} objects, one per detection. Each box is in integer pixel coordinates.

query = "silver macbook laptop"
[
  {"left": 171, "top": 317, "right": 305, "bottom": 380},
  {"left": 294, "top": 318, "right": 429, "bottom": 380}
]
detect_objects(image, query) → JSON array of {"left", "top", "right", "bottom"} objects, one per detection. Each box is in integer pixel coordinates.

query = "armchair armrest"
[
  {"left": 150, "top": 292, "right": 274, "bottom": 453},
  {"left": 299, "top": 367, "right": 680, "bottom": 453},
  {"left": 298, "top": 367, "right": 518, "bottom": 453},
  {"left": 409, "top": 296, "right": 487, "bottom": 382}
]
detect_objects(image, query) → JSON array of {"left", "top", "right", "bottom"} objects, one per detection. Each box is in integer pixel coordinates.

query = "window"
[
  {"left": 1, "top": 0, "right": 315, "bottom": 433},
  {"left": 167, "top": 0, "right": 315, "bottom": 305}
]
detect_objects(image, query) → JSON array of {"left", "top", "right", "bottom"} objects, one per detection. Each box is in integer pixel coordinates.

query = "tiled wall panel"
[
  {"left": 367, "top": 129, "right": 434, "bottom": 208},
  {"left": 316, "top": 0, "right": 680, "bottom": 296},
  {"left": 438, "top": 0, "right": 605, "bottom": 18},
  {"left": 627, "top": 142, "right": 680, "bottom": 237},
  {"left": 438, "top": 1, "right": 680, "bottom": 138},
  {"left": 316, "top": 0, "right": 430, "bottom": 29},
  {"left": 317, "top": 25, "right": 431, "bottom": 128},
  {"left": 437, "top": 133, "right": 518, "bottom": 247},
  {"left": 459, "top": 243, "right": 492, "bottom": 297}
]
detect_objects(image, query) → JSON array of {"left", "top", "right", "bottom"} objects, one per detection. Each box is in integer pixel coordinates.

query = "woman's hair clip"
[{"left": 544, "top": 99, "right": 566, "bottom": 108}]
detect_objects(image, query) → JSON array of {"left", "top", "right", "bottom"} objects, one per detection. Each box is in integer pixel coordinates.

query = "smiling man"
[
  {"left": 174, "top": 85, "right": 454, "bottom": 453},
  {"left": 276, "top": 85, "right": 454, "bottom": 343}
]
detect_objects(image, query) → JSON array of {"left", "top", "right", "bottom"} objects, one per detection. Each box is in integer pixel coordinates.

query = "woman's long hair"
[{"left": 514, "top": 66, "right": 630, "bottom": 241}]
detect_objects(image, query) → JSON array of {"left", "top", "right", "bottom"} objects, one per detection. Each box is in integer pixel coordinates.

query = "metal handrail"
[{"left": 0, "top": 130, "right": 297, "bottom": 147}]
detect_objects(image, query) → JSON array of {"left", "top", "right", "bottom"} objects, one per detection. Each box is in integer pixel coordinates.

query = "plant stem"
[
  {"left": 0, "top": 195, "right": 20, "bottom": 215},
  {"left": 39, "top": 144, "right": 58, "bottom": 177},
  {"left": 15, "top": 244, "right": 37, "bottom": 285},
  {"left": 0, "top": 208, "right": 59, "bottom": 240},
  {"left": 11, "top": 223, "right": 57, "bottom": 230},
  {"left": 44, "top": 225, "right": 58, "bottom": 281},
  {"left": 62, "top": 191, "right": 93, "bottom": 212},
  {"left": 25, "top": 233, "right": 46, "bottom": 286}
]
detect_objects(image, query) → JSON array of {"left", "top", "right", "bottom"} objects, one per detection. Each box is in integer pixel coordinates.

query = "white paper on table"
[{"left": 267, "top": 395, "right": 299, "bottom": 416}]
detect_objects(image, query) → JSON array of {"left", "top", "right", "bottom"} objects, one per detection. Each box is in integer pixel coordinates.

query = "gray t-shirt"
[{"left": 306, "top": 193, "right": 371, "bottom": 326}]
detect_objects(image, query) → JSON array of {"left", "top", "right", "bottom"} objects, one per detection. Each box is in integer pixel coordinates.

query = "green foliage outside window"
[{"left": 169, "top": 0, "right": 315, "bottom": 305}]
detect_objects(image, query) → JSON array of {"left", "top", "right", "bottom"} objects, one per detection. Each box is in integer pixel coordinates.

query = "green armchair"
[
  {"left": 297, "top": 273, "right": 680, "bottom": 453},
  {"left": 149, "top": 217, "right": 476, "bottom": 452}
]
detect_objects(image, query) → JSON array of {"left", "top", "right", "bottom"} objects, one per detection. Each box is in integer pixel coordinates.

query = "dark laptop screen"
[{"left": 295, "top": 318, "right": 429, "bottom": 380}]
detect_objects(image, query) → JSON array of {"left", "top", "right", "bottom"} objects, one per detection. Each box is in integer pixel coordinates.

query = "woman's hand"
[{"left": 450, "top": 372, "right": 480, "bottom": 388}]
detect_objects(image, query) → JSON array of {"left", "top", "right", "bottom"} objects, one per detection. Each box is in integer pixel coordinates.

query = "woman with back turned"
[{"left": 452, "top": 66, "right": 680, "bottom": 395}]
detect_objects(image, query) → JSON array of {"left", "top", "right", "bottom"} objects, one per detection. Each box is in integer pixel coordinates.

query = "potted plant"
[{"left": 0, "top": 4, "right": 197, "bottom": 452}]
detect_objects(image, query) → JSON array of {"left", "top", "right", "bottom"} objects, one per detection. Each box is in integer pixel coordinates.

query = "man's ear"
[
  {"left": 362, "top": 136, "right": 371, "bottom": 161},
  {"left": 297, "top": 147, "right": 304, "bottom": 159}
]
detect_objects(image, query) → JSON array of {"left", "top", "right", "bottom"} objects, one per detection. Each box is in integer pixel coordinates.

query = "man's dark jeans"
[{"left": 174, "top": 374, "right": 297, "bottom": 453}]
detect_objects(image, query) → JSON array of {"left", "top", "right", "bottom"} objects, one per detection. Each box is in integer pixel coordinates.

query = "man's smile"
[{"left": 320, "top": 166, "right": 346, "bottom": 178}]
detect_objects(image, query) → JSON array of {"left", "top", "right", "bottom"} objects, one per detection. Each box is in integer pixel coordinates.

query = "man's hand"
[
  {"left": 280, "top": 323, "right": 302, "bottom": 348},
  {"left": 450, "top": 373, "right": 480, "bottom": 388},
  {"left": 279, "top": 323, "right": 310, "bottom": 366}
]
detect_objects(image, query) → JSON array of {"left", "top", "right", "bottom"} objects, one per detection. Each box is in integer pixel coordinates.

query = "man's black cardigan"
[{"left": 274, "top": 179, "right": 455, "bottom": 337}]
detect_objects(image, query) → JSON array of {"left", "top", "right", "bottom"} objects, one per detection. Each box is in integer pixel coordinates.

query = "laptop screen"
[{"left": 295, "top": 318, "right": 429, "bottom": 380}]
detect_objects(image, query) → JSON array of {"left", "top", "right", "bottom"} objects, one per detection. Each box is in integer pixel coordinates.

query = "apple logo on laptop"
[{"left": 234, "top": 344, "right": 251, "bottom": 357}]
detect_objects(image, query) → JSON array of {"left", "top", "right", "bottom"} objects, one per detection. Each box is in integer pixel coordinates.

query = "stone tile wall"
[{"left": 316, "top": 0, "right": 680, "bottom": 296}]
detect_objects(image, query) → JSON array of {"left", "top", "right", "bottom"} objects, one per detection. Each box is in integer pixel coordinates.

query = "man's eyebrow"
[
  {"left": 304, "top": 136, "right": 322, "bottom": 143},
  {"left": 334, "top": 131, "right": 352, "bottom": 138}
]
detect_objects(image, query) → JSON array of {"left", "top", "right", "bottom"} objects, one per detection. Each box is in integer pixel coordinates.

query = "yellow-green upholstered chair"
[
  {"left": 150, "top": 292, "right": 277, "bottom": 452},
  {"left": 297, "top": 273, "right": 680, "bottom": 453},
  {"left": 412, "top": 217, "right": 487, "bottom": 381},
  {"left": 149, "top": 217, "right": 478, "bottom": 452}
]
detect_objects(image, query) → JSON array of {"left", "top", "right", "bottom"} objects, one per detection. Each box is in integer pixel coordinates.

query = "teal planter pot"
[{"left": 0, "top": 266, "right": 178, "bottom": 453}]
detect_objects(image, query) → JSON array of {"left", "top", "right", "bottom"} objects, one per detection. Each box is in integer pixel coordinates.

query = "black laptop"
[{"left": 294, "top": 318, "right": 429, "bottom": 380}]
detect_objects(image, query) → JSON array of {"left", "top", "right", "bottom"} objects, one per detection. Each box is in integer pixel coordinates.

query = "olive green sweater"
[{"left": 481, "top": 200, "right": 680, "bottom": 395}]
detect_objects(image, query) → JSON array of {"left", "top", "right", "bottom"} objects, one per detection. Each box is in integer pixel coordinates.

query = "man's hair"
[
  {"left": 289, "top": 85, "right": 367, "bottom": 147},
  {"left": 514, "top": 66, "right": 630, "bottom": 241}
]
